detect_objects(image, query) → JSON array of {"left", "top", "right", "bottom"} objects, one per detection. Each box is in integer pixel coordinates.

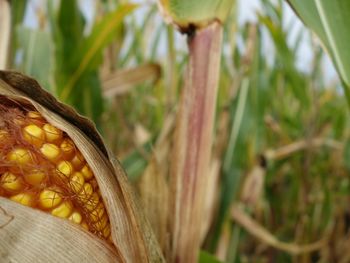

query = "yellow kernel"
[
  {"left": 84, "top": 193, "right": 99, "bottom": 211},
  {"left": 43, "top": 123, "right": 62, "bottom": 143},
  {"left": 69, "top": 211, "right": 82, "bottom": 224},
  {"left": 27, "top": 111, "right": 44, "bottom": 120},
  {"left": 103, "top": 225, "right": 111, "bottom": 238},
  {"left": 90, "top": 203, "right": 105, "bottom": 222},
  {"left": 90, "top": 179, "right": 98, "bottom": 191},
  {"left": 0, "top": 172, "right": 24, "bottom": 192},
  {"left": 56, "top": 161, "right": 73, "bottom": 178},
  {"left": 22, "top": 124, "right": 45, "bottom": 147},
  {"left": 60, "top": 139, "right": 75, "bottom": 160},
  {"left": 24, "top": 170, "right": 46, "bottom": 186},
  {"left": 7, "top": 148, "right": 33, "bottom": 165},
  {"left": 0, "top": 130, "right": 9, "bottom": 142},
  {"left": 40, "top": 143, "right": 61, "bottom": 162},
  {"left": 93, "top": 214, "right": 108, "bottom": 231},
  {"left": 51, "top": 201, "right": 73, "bottom": 218},
  {"left": 39, "top": 189, "right": 62, "bottom": 209},
  {"left": 81, "top": 164, "right": 93, "bottom": 181},
  {"left": 71, "top": 151, "right": 85, "bottom": 170},
  {"left": 10, "top": 192, "right": 35, "bottom": 207},
  {"left": 13, "top": 117, "right": 25, "bottom": 126},
  {"left": 69, "top": 172, "right": 85, "bottom": 193},
  {"left": 78, "top": 183, "right": 93, "bottom": 201},
  {"left": 81, "top": 221, "right": 89, "bottom": 231}
]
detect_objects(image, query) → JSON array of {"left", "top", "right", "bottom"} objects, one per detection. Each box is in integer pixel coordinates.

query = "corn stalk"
[
  {"left": 157, "top": 1, "right": 234, "bottom": 262},
  {"left": 170, "top": 22, "right": 223, "bottom": 262},
  {"left": 0, "top": 0, "right": 11, "bottom": 69}
]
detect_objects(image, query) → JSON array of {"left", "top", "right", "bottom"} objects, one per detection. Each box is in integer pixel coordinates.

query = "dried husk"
[
  {"left": 0, "top": 71, "right": 164, "bottom": 262},
  {"left": 0, "top": 197, "right": 120, "bottom": 263}
]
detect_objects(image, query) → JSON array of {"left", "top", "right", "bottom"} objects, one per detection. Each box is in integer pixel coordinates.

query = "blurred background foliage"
[{"left": 8, "top": 0, "right": 350, "bottom": 262}]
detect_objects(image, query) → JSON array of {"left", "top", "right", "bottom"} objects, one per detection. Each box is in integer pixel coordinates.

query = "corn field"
[{"left": 1, "top": 0, "right": 350, "bottom": 262}]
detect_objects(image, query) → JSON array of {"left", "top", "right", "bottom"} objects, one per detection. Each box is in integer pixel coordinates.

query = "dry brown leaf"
[
  {"left": 240, "top": 164, "right": 265, "bottom": 207},
  {"left": 137, "top": 157, "right": 169, "bottom": 254},
  {"left": 231, "top": 204, "right": 327, "bottom": 255},
  {"left": 102, "top": 63, "right": 161, "bottom": 97}
]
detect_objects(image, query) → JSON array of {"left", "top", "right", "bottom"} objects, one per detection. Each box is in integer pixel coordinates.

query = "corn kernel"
[
  {"left": 84, "top": 193, "right": 99, "bottom": 211},
  {"left": 39, "top": 189, "right": 62, "bottom": 209},
  {"left": 27, "top": 111, "right": 44, "bottom": 120},
  {"left": 78, "top": 183, "right": 93, "bottom": 201},
  {"left": 0, "top": 106, "right": 111, "bottom": 240},
  {"left": 40, "top": 143, "right": 61, "bottom": 162},
  {"left": 90, "top": 179, "right": 98, "bottom": 191},
  {"left": 81, "top": 221, "right": 89, "bottom": 231},
  {"left": 43, "top": 123, "right": 62, "bottom": 143},
  {"left": 10, "top": 192, "right": 35, "bottom": 206},
  {"left": 0, "top": 129, "right": 9, "bottom": 142},
  {"left": 24, "top": 170, "right": 46, "bottom": 186},
  {"left": 69, "top": 172, "right": 85, "bottom": 193},
  {"left": 93, "top": 214, "right": 108, "bottom": 231},
  {"left": 69, "top": 211, "right": 83, "bottom": 224},
  {"left": 13, "top": 117, "right": 25, "bottom": 126},
  {"left": 56, "top": 161, "right": 73, "bottom": 178},
  {"left": 81, "top": 164, "right": 93, "bottom": 181},
  {"left": 7, "top": 148, "right": 33, "bottom": 165},
  {"left": 0, "top": 172, "right": 24, "bottom": 192},
  {"left": 103, "top": 225, "right": 111, "bottom": 238},
  {"left": 90, "top": 203, "right": 105, "bottom": 222},
  {"left": 71, "top": 151, "right": 84, "bottom": 170},
  {"left": 22, "top": 124, "right": 45, "bottom": 148},
  {"left": 51, "top": 201, "right": 73, "bottom": 218},
  {"left": 60, "top": 139, "right": 75, "bottom": 160}
]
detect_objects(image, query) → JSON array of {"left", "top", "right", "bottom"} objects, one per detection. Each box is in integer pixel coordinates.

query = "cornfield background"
[{"left": 2, "top": 0, "right": 350, "bottom": 262}]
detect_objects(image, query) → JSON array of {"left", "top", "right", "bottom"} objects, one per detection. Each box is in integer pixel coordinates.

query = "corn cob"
[{"left": 0, "top": 97, "right": 110, "bottom": 240}]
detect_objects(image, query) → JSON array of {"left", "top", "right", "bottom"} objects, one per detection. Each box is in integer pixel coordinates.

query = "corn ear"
[
  {"left": 158, "top": 0, "right": 235, "bottom": 31},
  {"left": 0, "top": 71, "right": 164, "bottom": 262}
]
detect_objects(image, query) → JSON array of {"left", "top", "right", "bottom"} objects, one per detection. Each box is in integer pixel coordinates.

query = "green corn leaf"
[
  {"left": 59, "top": 3, "right": 136, "bottom": 101},
  {"left": 198, "top": 251, "right": 223, "bottom": 263},
  {"left": 287, "top": 0, "right": 350, "bottom": 104},
  {"left": 159, "top": 0, "right": 235, "bottom": 29},
  {"left": 16, "top": 26, "right": 53, "bottom": 91}
]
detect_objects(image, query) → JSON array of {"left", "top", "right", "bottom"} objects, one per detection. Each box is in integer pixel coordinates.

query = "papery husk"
[
  {"left": 136, "top": 112, "right": 174, "bottom": 257},
  {"left": 0, "top": 71, "right": 164, "bottom": 262},
  {"left": 0, "top": 197, "right": 120, "bottom": 263},
  {"left": 137, "top": 157, "right": 169, "bottom": 255}
]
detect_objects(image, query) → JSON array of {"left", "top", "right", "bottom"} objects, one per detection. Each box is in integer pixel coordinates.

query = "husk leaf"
[
  {"left": 0, "top": 71, "right": 164, "bottom": 262},
  {"left": 0, "top": 197, "right": 121, "bottom": 262}
]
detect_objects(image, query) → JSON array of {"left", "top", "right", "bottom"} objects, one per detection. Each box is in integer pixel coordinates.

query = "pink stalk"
[{"left": 169, "top": 21, "right": 223, "bottom": 263}]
